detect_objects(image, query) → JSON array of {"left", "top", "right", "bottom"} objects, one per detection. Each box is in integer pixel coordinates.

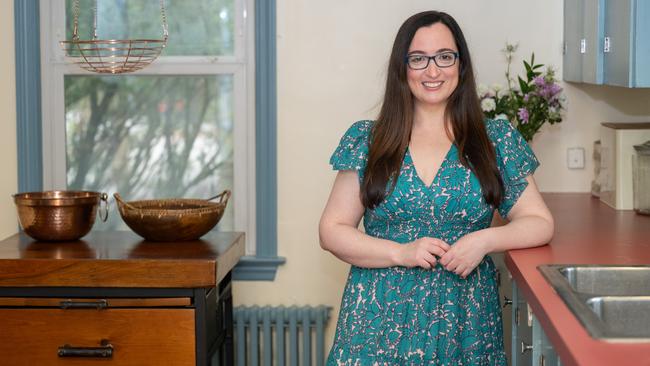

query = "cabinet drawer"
[{"left": 0, "top": 308, "right": 195, "bottom": 365}]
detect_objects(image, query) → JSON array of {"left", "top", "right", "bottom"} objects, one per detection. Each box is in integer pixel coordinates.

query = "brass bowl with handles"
[{"left": 13, "top": 191, "right": 108, "bottom": 241}]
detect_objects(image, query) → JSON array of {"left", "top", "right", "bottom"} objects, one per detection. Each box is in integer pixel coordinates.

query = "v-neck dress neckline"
[{"left": 405, "top": 143, "right": 457, "bottom": 189}]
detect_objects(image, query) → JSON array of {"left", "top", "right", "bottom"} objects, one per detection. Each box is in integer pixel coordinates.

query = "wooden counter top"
[
  {"left": 0, "top": 231, "right": 245, "bottom": 288},
  {"left": 506, "top": 193, "right": 650, "bottom": 366}
]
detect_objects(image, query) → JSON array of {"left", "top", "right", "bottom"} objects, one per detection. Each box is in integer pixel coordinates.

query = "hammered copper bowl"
[
  {"left": 13, "top": 191, "right": 107, "bottom": 241},
  {"left": 114, "top": 190, "right": 230, "bottom": 242}
]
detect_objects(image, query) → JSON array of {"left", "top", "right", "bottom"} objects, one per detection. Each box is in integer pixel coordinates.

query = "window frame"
[{"left": 14, "top": 0, "right": 284, "bottom": 280}]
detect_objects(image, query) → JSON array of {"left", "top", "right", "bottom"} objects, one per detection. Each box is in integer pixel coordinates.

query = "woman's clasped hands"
[{"left": 399, "top": 232, "right": 489, "bottom": 279}]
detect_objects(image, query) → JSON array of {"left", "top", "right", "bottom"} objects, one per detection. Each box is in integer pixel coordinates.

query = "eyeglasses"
[{"left": 405, "top": 51, "right": 459, "bottom": 70}]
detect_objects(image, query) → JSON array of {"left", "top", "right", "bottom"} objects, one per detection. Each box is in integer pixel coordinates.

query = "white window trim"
[{"left": 38, "top": 0, "right": 258, "bottom": 254}]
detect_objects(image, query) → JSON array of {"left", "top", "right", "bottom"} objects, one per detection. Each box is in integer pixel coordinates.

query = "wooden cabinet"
[
  {"left": 563, "top": 0, "right": 650, "bottom": 87},
  {"left": 0, "top": 231, "right": 245, "bottom": 366},
  {"left": 0, "top": 305, "right": 195, "bottom": 365}
]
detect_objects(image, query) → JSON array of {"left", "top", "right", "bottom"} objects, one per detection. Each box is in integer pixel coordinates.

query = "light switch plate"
[{"left": 567, "top": 147, "right": 585, "bottom": 169}]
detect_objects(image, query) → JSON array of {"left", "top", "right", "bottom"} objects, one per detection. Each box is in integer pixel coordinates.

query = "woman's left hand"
[{"left": 438, "top": 231, "right": 490, "bottom": 279}]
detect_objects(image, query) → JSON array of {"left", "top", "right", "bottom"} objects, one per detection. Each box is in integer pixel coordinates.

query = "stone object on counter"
[
  {"left": 633, "top": 140, "right": 650, "bottom": 215},
  {"left": 592, "top": 140, "right": 601, "bottom": 197},
  {"left": 599, "top": 122, "right": 650, "bottom": 210}
]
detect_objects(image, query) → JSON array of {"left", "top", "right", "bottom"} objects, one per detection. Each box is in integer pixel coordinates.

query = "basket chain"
[
  {"left": 70, "top": 0, "right": 169, "bottom": 39},
  {"left": 161, "top": 0, "right": 169, "bottom": 40},
  {"left": 92, "top": 0, "right": 98, "bottom": 39},
  {"left": 72, "top": 0, "right": 79, "bottom": 40}
]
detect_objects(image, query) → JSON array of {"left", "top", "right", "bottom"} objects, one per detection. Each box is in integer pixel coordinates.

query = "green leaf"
[
  {"left": 518, "top": 76, "right": 530, "bottom": 93},
  {"left": 523, "top": 61, "right": 533, "bottom": 79}
]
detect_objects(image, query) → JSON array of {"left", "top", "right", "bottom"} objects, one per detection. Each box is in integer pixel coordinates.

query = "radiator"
[{"left": 233, "top": 305, "right": 332, "bottom": 366}]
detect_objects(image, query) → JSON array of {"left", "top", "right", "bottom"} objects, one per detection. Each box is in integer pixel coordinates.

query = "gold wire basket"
[{"left": 60, "top": 0, "right": 168, "bottom": 74}]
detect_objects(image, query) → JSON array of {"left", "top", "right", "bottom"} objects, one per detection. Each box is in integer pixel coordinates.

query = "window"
[
  {"left": 41, "top": 0, "right": 249, "bottom": 237},
  {"left": 14, "top": 0, "right": 285, "bottom": 279}
]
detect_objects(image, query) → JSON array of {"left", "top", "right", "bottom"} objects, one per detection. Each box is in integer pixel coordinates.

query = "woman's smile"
[{"left": 422, "top": 80, "right": 445, "bottom": 90}]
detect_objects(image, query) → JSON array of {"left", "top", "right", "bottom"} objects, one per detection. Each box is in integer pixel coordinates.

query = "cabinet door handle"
[
  {"left": 515, "top": 307, "right": 520, "bottom": 326},
  {"left": 59, "top": 299, "right": 108, "bottom": 310},
  {"left": 521, "top": 341, "right": 533, "bottom": 354},
  {"left": 580, "top": 38, "right": 587, "bottom": 54},
  {"left": 58, "top": 340, "right": 113, "bottom": 358},
  {"left": 604, "top": 37, "right": 611, "bottom": 53},
  {"left": 503, "top": 296, "right": 513, "bottom": 308}
]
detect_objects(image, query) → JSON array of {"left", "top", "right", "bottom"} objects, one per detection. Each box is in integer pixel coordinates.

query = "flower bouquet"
[{"left": 478, "top": 44, "right": 566, "bottom": 142}]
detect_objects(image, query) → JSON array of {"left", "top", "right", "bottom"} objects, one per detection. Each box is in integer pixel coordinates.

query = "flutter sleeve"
[
  {"left": 486, "top": 118, "right": 540, "bottom": 218},
  {"left": 329, "top": 120, "right": 373, "bottom": 179}
]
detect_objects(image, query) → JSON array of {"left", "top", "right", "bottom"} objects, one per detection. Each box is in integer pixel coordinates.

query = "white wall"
[
  {"left": 0, "top": 1, "right": 18, "bottom": 239},
  {"left": 233, "top": 0, "right": 650, "bottom": 351}
]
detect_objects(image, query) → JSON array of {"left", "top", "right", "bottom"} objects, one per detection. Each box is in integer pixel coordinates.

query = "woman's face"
[{"left": 406, "top": 23, "right": 459, "bottom": 111}]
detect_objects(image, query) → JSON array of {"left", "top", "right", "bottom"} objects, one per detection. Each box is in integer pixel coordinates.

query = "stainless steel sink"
[
  {"left": 586, "top": 296, "right": 650, "bottom": 338},
  {"left": 539, "top": 265, "right": 650, "bottom": 342},
  {"left": 558, "top": 266, "right": 650, "bottom": 295}
]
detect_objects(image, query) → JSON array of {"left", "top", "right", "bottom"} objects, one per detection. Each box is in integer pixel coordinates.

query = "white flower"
[
  {"left": 495, "top": 113, "right": 508, "bottom": 121},
  {"left": 491, "top": 83, "right": 503, "bottom": 92},
  {"left": 477, "top": 84, "right": 489, "bottom": 97},
  {"left": 481, "top": 98, "right": 496, "bottom": 112}
]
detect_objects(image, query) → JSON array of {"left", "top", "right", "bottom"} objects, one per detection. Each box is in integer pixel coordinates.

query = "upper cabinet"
[
  {"left": 604, "top": 0, "right": 650, "bottom": 87},
  {"left": 563, "top": 0, "right": 605, "bottom": 84},
  {"left": 563, "top": 0, "right": 650, "bottom": 87}
]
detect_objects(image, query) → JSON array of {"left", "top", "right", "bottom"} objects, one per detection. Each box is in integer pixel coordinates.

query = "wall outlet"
[{"left": 567, "top": 147, "right": 585, "bottom": 169}]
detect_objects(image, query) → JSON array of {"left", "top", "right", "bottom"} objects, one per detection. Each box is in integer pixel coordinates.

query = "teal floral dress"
[{"left": 327, "top": 119, "right": 539, "bottom": 366}]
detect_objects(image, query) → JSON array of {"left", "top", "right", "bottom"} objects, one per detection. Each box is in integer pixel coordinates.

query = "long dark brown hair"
[{"left": 362, "top": 11, "right": 504, "bottom": 209}]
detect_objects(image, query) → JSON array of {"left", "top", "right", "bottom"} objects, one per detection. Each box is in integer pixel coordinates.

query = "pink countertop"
[{"left": 505, "top": 193, "right": 650, "bottom": 366}]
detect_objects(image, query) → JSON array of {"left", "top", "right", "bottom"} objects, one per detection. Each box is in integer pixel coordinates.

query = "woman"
[{"left": 319, "top": 11, "right": 554, "bottom": 365}]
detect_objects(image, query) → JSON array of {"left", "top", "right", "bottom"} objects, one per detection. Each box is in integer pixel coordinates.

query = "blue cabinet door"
[
  {"left": 563, "top": 0, "right": 605, "bottom": 84},
  {"left": 564, "top": 0, "right": 584, "bottom": 82},
  {"left": 512, "top": 281, "right": 533, "bottom": 366},
  {"left": 604, "top": 0, "right": 650, "bottom": 87},
  {"left": 582, "top": 0, "right": 605, "bottom": 83},
  {"left": 634, "top": 0, "right": 650, "bottom": 86}
]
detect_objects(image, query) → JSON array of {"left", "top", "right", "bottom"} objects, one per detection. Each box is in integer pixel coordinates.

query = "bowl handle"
[
  {"left": 98, "top": 193, "right": 109, "bottom": 222},
  {"left": 113, "top": 192, "right": 138, "bottom": 211},
  {"left": 209, "top": 190, "right": 231, "bottom": 205}
]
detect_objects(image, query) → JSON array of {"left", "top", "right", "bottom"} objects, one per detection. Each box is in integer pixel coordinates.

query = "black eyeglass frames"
[{"left": 405, "top": 52, "right": 459, "bottom": 70}]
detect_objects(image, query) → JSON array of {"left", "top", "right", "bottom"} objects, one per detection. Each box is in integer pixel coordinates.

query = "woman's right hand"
[{"left": 397, "top": 237, "right": 451, "bottom": 269}]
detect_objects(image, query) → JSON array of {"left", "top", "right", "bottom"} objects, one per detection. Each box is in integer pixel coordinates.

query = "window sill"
[{"left": 232, "top": 256, "right": 286, "bottom": 281}]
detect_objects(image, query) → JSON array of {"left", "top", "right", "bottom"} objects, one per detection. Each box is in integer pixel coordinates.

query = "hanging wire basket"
[{"left": 60, "top": 0, "right": 168, "bottom": 74}]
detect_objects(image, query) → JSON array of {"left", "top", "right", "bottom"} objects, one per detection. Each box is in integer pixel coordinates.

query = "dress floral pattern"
[{"left": 327, "top": 118, "right": 539, "bottom": 366}]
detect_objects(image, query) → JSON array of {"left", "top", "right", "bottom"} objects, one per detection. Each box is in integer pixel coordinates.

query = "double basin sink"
[{"left": 539, "top": 265, "right": 650, "bottom": 342}]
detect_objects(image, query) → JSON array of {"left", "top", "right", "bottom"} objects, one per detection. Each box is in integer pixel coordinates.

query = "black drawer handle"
[
  {"left": 58, "top": 340, "right": 113, "bottom": 358},
  {"left": 60, "top": 299, "right": 108, "bottom": 309}
]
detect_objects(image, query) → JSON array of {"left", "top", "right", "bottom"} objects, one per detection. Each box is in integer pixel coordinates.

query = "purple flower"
[
  {"left": 523, "top": 93, "right": 530, "bottom": 102},
  {"left": 518, "top": 107, "right": 529, "bottom": 124},
  {"left": 534, "top": 79, "right": 563, "bottom": 100},
  {"left": 550, "top": 83, "right": 562, "bottom": 97}
]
